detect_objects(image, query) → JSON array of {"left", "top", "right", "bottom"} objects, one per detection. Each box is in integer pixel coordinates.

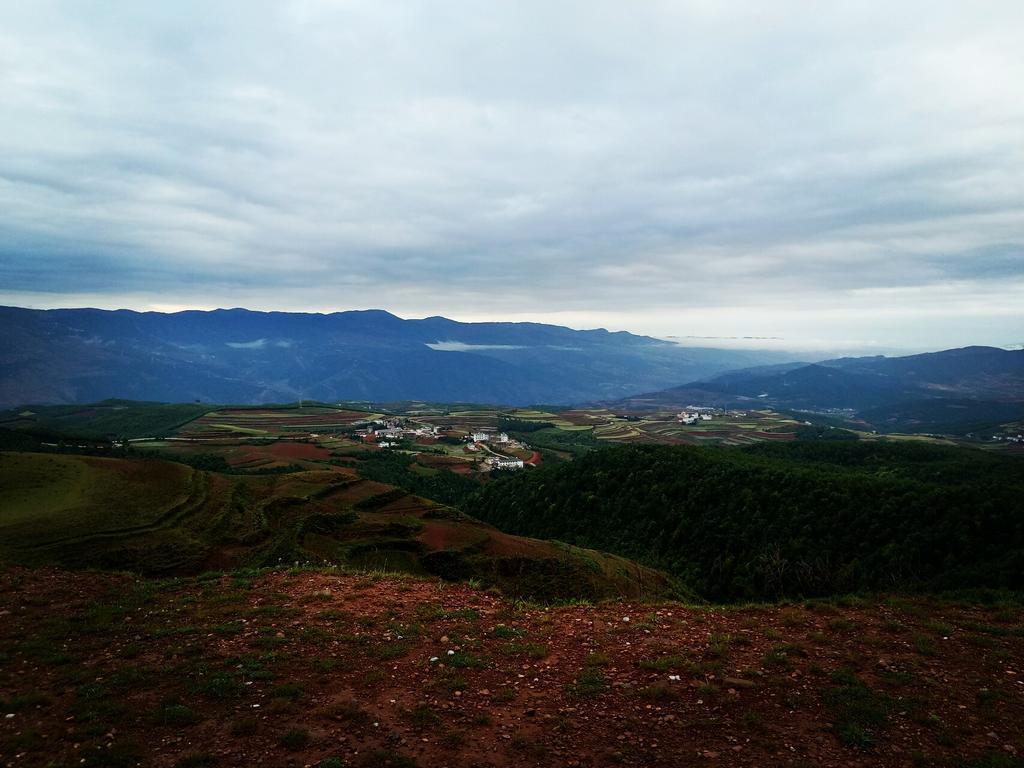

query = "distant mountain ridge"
[
  {"left": 619, "top": 345, "right": 1024, "bottom": 432},
  {"left": 0, "top": 306, "right": 792, "bottom": 407}
]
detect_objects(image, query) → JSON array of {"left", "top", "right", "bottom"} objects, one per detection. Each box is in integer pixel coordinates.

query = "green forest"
[{"left": 466, "top": 442, "right": 1024, "bottom": 601}]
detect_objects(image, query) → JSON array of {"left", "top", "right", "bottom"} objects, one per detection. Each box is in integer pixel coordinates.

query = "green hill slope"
[
  {"left": 0, "top": 451, "right": 679, "bottom": 601},
  {"left": 466, "top": 442, "right": 1024, "bottom": 600}
]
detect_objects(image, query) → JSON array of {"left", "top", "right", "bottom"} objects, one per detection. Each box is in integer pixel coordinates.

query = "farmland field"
[
  {"left": 176, "top": 406, "right": 378, "bottom": 438},
  {"left": 0, "top": 450, "right": 675, "bottom": 601},
  {"left": 0, "top": 452, "right": 194, "bottom": 538}
]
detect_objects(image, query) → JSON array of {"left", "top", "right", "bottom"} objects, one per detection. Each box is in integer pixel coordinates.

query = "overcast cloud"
[{"left": 1, "top": 1, "right": 1022, "bottom": 351}]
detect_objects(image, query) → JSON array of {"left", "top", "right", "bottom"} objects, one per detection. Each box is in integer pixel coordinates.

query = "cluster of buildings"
[
  {"left": 677, "top": 410, "right": 714, "bottom": 425},
  {"left": 355, "top": 418, "right": 440, "bottom": 445},
  {"left": 488, "top": 456, "right": 525, "bottom": 470},
  {"left": 470, "top": 431, "right": 510, "bottom": 444}
]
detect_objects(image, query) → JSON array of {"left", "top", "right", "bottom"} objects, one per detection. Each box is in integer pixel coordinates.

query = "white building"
[
  {"left": 471, "top": 432, "right": 489, "bottom": 442},
  {"left": 495, "top": 432, "right": 510, "bottom": 444},
  {"left": 491, "top": 457, "right": 524, "bottom": 470}
]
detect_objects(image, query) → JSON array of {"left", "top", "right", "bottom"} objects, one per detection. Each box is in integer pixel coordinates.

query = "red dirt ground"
[
  {"left": 1, "top": 569, "right": 1021, "bottom": 768},
  {"left": 268, "top": 442, "right": 332, "bottom": 461}
]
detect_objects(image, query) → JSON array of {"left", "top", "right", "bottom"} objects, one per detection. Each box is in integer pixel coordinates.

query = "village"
[{"left": 353, "top": 417, "right": 533, "bottom": 470}]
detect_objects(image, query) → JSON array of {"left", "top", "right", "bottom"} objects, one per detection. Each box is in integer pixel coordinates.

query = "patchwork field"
[
  {"left": 177, "top": 407, "right": 377, "bottom": 439},
  {"left": 0, "top": 452, "right": 674, "bottom": 601}
]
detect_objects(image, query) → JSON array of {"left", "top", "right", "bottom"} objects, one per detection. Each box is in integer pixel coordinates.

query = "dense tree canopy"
[{"left": 466, "top": 442, "right": 1024, "bottom": 601}]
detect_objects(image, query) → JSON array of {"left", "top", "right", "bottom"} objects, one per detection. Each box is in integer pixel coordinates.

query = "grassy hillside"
[
  {"left": 466, "top": 442, "right": 1024, "bottom": 601},
  {"left": 0, "top": 400, "right": 215, "bottom": 439},
  {"left": 0, "top": 452, "right": 677, "bottom": 602}
]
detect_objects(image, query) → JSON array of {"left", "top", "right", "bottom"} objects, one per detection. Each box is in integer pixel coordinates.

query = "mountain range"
[
  {"left": 621, "top": 346, "right": 1024, "bottom": 432},
  {"left": 0, "top": 306, "right": 790, "bottom": 408}
]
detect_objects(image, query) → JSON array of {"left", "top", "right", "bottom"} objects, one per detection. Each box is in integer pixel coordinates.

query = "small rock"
[{"left": 722, "top": 677, "right": 756, "bottom": 689}]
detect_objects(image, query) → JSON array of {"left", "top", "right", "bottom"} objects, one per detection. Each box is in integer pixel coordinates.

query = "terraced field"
[
  {"left": 0, "top": 452, "right": 677, "bottom": 601},
  {"left": 177, "top": 407, "right": 377, "bottom": 439}
]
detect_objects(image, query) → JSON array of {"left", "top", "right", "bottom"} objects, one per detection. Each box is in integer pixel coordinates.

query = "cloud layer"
[{"left": 1, "top": 1, "right": 1022, "bottom": 350}]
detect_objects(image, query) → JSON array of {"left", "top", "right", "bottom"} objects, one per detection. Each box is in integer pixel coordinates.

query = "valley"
[{"left": 2, "top": 399, "right": 1022, "bottom": 767}]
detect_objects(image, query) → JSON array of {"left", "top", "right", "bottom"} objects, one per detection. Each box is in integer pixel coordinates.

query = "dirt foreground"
[{"left": 1, "top": 568, "right": 1021, "bottom": 767}]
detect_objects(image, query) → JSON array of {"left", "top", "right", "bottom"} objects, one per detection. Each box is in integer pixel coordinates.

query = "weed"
[
  {"left": 780, "top": 609, "right": 806, "bottom": 627},
  {"left": 492, "top": 624, "right": 524, "bottom": 638},
  {"left": 189, "top": 672, "right": 244, "bottom": 699},
  {"left": 706, "top": 632, "right": 732, "bottom": 658},
  {"left": 499, "top": 641, "right": 548, "bottom": 659},
  {"left": 828, "top": 618, "right": 857, "bottom": 632},
  {"left": 80, "top": 739, "right": 145, "bottom": 768},
  {"left": 492, "top": 687, "right": 516, "bottom": 702},
  {"left": 0, "top": 691, "right": 51, "bottom": 711},
  {"left": 359, "top": 750, "right": 418, "bottom": 767},
  {"left": 270, "top": 681, "right": 305, "bottom": 700},
  {"left": 405, "top": 704, "right": 441, "bottom": 728},
  {"left": 155, "top": 700, "right": 202, "bottom": 726},
  {"left": 639, "top": 655, "right": 687, "bottom": 672},
  {"left": 440, "top": 729, "right": 466, "bottom": 748},
  {"left": 281, "top": 727, "right": 311, "bottom": 750},
  {"left": 568, "top": 669, "right": 608, "bottom": 698},
  {"left": 638, "top": 683, "right": 681, "bottom": 701},
  {"left": 321, "top": 700, "right": 371, "bottom": 724},
  {"left": 446, "top": 651, "right": 486, "bottom": 669},
  {"left": 229, "top": 715, "right": 260, "bottom": 736},
  {"left": 823, "top": 669, "right": 890, "bottom": 749},
  {"left": 912, "top": 634, "right": 937, "bottom": 656},
  {"left": 176, "top": 753, "right": 217, "bottom": 768},
  {"left": 976, "top": 687, "right": 1007, "bottom": 707}
]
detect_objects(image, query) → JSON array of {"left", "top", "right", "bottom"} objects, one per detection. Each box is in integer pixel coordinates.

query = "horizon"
[
  {"left": 2, "top": 2, "right": 1022, "bottom": 350},
  {"left": 4, "top": 301, "right": 1021, "bottom": 357}
]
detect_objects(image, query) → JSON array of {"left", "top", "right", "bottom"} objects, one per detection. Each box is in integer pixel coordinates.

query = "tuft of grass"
[
  {"left": 912, "top": 634, "right": 938, "bottom": 656},
  {"left": 269, "top": 681, "right": 305, "bottom": 701},
  {"left": 0, "top": 691, "right": 51, "bottom": 711},
  {"left": 706, "top": 632, "right": 732, "bottom": 658},
  {"left": 637, "top": 683, "right": 681, "bottom": 701},
  {"left": 779, "top": 609, "right": 806, "bottom": 628},
  {"left": 638, "top": 655, "right": 687, "bottom": 672},
  {"left": 188, "top": 672, "right": 244, "bottom": 699},
  {"left": 568, "top": 669, "right": 608, "bottom": 698},
  {"left": 976, "top": 687, "right": 1008, "bottom": 707},
  {"left": 492, "top": 687, "right": 516, "bottom": 703},
  {"left": 492, "top": 624, "right": 524, "bottom": 638},
  {"left": 405, "top": 704, "right": 441, "bottom": 728},
  {"left": 446, "top": 651, "right": 487, "bottom": 669},
  {"left": 280, "top": 727, "right": 311, "bottom": 751},
  {"left": 80, "top": 739, "right": 145, "bottom": 768},
  {"left": 499, "top": 641, "right": 548, "bottom": 659},
  {"left": 229, "top": 715, "right": 259, "bottom": 736},
  {"left": 321, "top": 700, "right": 371, "bottom": 724},
  {"left": 823, "top": 669, "right": 891, "bottom": 749},
  {"left": 585, "top": 652, "right": 611, "bottom": 667},
  {"left": 154, "top": 700, "right": 202, "bottom": 726},
  {"left": 359, "top": 749, "right": 418, "bottom": 767},
  {"left": 828, "top": 618, "right": 857, "bottom": 632},
  {"left": 176, "top": 753, "right": 217, "bottom": 768}
]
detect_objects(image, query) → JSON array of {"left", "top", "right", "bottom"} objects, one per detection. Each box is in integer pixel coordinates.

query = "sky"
[{"left": 1, "top": 1, "right": 1022, "bottom": 353}]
